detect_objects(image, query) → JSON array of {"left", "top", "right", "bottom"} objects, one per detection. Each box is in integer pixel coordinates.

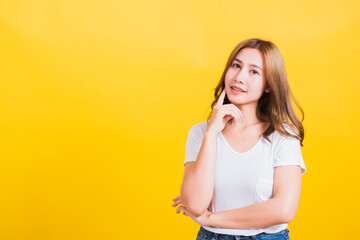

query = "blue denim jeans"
[{"left": 196, "top": 226, "right": 290, "bottom": 240}]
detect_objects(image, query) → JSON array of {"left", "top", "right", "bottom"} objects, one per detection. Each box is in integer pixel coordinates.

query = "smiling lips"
[{"left": 231, "top": 85, "right": 247, "bottom": 93}]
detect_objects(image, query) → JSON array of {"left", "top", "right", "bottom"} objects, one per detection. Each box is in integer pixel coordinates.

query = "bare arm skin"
[
  {"left": 207, "top": 165, "right": 302, "bottom": 228},
  {"left": 180, "top": 130, "right": 217, "bottom": 217},
  {"left": 180, "top": 90, "right": 243, "bottom": 217}
]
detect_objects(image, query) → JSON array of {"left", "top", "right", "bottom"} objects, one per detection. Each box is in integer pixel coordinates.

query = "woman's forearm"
[
  {"left": 180, "top": 130, "right": 217, "bottom": 217},
  {"left": 207, "top": 197, "right": 291, "bottom": 229}
]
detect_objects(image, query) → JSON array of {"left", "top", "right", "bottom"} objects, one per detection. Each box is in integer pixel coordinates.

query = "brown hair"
[{"left": 207, "top": 38, "right": 305, "bottom": 146}]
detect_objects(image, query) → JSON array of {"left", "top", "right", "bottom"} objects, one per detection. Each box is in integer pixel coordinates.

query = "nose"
[{"left": 235, "top": 68, "right": 247, "bottom": 84}]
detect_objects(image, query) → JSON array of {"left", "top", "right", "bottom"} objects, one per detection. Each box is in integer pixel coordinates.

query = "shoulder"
[
  {"left": 270, "top": 123, "right": 300, "bottom": 145},
  {"left": 271, "top": 123, "right": 296, "bottom": 137},
  {"left": 188, "top": 121, "right": 208, "bottom": 137}
]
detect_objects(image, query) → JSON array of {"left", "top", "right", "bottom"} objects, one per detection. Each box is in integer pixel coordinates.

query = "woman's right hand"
[{"left": 206, "top": 89, "right": 244, "bottom": 135}]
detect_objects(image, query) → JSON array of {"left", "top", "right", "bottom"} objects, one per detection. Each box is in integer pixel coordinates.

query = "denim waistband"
[{"left": 199, "top": 226, "right": 289, "bottom": 239}]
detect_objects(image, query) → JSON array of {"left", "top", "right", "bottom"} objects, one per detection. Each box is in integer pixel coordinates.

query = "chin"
[{"left": 227, "top": 96, "right": 243, "bottom": 105}]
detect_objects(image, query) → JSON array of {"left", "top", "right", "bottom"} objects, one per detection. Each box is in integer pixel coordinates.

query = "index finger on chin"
[{"left": 215, "top": 89, "right": 226, "bottom": 107}]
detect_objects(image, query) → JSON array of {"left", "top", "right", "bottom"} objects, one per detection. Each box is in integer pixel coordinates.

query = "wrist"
[
  {"left": 204, "top": 212, "right": 216, "bottom": 227},
  {"left": 205, "top": 129, "right": 218, "bottom": 138}
]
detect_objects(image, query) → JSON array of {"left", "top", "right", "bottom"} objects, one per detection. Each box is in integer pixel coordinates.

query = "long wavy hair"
[{"left": 207, "top": 38, "right": 305, "bottom": 146}]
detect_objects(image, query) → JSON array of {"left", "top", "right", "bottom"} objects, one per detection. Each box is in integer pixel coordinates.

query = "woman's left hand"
[{"left": 172, "top": 195, "right": 212, "bottom": 226}]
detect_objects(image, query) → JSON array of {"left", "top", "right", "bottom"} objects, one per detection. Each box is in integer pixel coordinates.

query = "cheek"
[
  {"left": 248, "top": 79, "right": 265, "bottom": 92},
  {"left": 253, "top": 76, "right": 266, "bottom": 86},
  {"left": 224, "top": 70, "right": 233, "bottom": 82}
]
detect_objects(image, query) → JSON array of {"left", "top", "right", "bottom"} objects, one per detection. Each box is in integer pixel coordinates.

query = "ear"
[{"left": 264, "top": 84, "right": 270, "bottom": 93}]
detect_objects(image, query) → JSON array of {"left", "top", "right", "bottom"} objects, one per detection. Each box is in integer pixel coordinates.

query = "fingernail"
[{"left": 238, "top": 118, "right": 241, "bottom": 123}]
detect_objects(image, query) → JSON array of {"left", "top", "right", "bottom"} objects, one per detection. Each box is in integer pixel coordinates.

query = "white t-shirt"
[{"left": 183, "top": 121, "right": 307, "bottom": 236}]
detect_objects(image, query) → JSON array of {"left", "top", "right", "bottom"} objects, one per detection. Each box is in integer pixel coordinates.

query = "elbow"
[
  {"left": 279, "top": 204, "right": 297, "bottom": 223},
  {"left": 275, "top": 195, "right": 299, "bottom": 223},
  {"left": 179, "top": 194, "right": 208, "bottom": 218},
  {"left": 180, "top": 191, "right": 211, "bottom": 218},
  {"left": 186, "top": 205, "right": 207, "bottom": 218}
]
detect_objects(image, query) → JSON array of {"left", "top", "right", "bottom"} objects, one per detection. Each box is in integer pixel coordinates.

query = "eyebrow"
[{"left": 233, "top": 58, "right": 263, "bottom": 71}]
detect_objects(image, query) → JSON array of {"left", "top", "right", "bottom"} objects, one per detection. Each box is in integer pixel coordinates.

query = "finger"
[
  {"left": 172, "top": 199, "right": 182, "bottom": 207},
  {"left": 176, "top": 205, "right": 184, "bottom": 214},
  {"left": 234, "top": 107, "right": 243, "bottom": 122},
  {"left": 220, "top": 107, "right": 241, "bottom": 123},
  {"left": 228, "top": 107, "right": 242, "bottom": 122},
  {"left": 222, "top": 111, "right": 239, "bottom": 123},
  {"left": 233, "top": 105, "right": 244, "bottom": 119},
  {"left": 229, "top": 111, "right": 241, "bottom": 123},
  {"left": 172, "top": 195, "right": 180, "bottom": 202},
  {"left": 215, "top": 89, "right": 226, "bottom": 108},
  {"left": 224, "top": 104, "right": 243, "bottom": 121},
  {"left": 223, "top": 115, "right": 232, "bottom": 123}
]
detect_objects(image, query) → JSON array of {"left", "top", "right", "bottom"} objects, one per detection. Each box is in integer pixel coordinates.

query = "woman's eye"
[
  {"left": 233, "top": 63, "right": 240, "bottom": 68},
  {"left": 251, "top": 70, "right": 258, "bottom": 75}
]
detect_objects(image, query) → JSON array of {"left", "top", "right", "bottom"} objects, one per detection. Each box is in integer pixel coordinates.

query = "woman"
[{"left": 172, "top": 38, "right": 306, "bottom": 240}]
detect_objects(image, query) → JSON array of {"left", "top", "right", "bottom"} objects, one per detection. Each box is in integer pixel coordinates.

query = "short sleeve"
[
  {"left": 183, "top": 123, "right": 206, "bottom": 166},
  {"left": 273, "top": 136, "right": 307, "bottom": 176}
]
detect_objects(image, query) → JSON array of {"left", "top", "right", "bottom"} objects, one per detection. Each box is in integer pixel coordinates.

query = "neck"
[{"left": 232, "top": 102, "right": 263, "bottom": 127}]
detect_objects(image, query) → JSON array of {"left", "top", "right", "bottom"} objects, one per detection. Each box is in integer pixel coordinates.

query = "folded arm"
[
  {"left": 207, "top": 165, "right": 302, "bottom": 229},
  {"left": 180, "top": 130, "right": 217, "bottom": 216}
]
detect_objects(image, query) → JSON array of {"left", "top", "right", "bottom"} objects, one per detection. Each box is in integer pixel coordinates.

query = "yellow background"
[{"left": 1, "top": 0, "right": 359, "bottom": 239}]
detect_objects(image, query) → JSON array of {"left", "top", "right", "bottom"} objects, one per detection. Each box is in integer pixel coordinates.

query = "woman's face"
[{"left": 224, "top": 48, "right": 267, "bottom": 107}]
